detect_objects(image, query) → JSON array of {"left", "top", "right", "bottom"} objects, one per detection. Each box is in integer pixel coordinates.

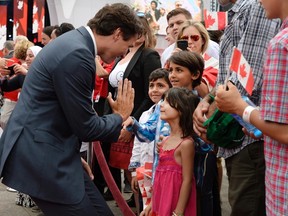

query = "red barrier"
[{"left": 93, "top": 141, "right": 135, "bottom": 216}]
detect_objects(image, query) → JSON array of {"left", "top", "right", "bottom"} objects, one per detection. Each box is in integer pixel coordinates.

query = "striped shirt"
[
  {"left": 261, "top": 17, "right": 288, "bottom": 215},
  {"left": 216, "top": 0, "right": 280, "bottom": 159}
]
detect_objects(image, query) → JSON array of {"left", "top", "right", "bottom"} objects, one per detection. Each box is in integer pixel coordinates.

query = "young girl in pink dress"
[{"left": 151, "top": 87, "right": 199, "bottom": 216}]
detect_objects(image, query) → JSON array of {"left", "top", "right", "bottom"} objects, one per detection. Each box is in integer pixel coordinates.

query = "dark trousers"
[
  {"left": 195, "top": 151, "right": 222, "bottom": 216},
  {"left": 31, "top": 171, "right": 114, "bottom": 216},
  {"left": 225, "top": 141, "right": 265, "bottom": 216}
]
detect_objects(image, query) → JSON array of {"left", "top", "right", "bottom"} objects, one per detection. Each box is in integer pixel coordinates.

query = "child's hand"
[
  {"left": 156, "top": 135, "right": 164, "bottom": 153},
  {"left": 118, "top": 129, "right": 132, "bottom": 142},
  {"left": 131, "top": 176, "right": 139, "bottom": 193},
  {"left": 140, "top": 202, "right": 152, "bottom": 216},
  {"left": 122, "top": 116, "right": 133, "bottom": 130}
]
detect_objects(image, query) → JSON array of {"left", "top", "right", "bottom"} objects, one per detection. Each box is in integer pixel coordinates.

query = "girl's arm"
[{"left": 174, "top": 139, "right": 195, "bottom": 215}]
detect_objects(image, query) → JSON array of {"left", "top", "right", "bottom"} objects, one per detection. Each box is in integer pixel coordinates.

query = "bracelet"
[
  {"left": 242, "top": 106, "right": 256, "bottom": 123},
  {"left": 172, "top": 211, "right": 184, "bottom": 216},
  {"left": 131, "top": 171, "right": 136, "bottom": 177}
]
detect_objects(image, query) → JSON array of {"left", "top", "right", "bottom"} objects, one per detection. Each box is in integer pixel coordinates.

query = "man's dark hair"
[
  {"left": 149, "top": 68, "right": 172, "bottom": 88},
  {"left": 54, "top": 22, "right": 75, "bottom": 37},
  {"left": 151, "top": 0, "right": 158, "bottom": 8},
  {"left": 166, "top": 8, "right": 192, "bottom": 22},
  {"left": 87, "top": 3, "right": 143, "bottom": 41}
]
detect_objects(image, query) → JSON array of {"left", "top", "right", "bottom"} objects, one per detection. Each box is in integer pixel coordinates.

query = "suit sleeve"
[{"left": 53, "top": 49, "right": 122, "bottom": 142}]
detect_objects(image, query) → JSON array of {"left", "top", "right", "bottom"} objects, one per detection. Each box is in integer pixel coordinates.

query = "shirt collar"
[
  {"left": 230, "top": 0, "right": 247, "bottom": 13},
  {"left": 85, "top": 26, "right": 97, "bottom": 55}
]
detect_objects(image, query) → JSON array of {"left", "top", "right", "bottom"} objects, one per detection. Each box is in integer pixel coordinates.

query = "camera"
[{"left": 177, "top": 40, "right": 188, "bottom": 50}]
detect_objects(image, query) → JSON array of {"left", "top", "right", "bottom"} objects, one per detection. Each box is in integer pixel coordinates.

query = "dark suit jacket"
[
  {"left": 0, "top": 27, "right": 123, "bottom": 204},
  {"left": 108, "top": 45, "right": 161, "bottom": 120}
]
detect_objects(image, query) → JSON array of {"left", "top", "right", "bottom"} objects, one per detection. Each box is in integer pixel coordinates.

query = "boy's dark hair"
[
  {"left": 42, "top": 26, "right": 55, "bottom": 38},
  {"left": 164, "top": 87, "right": 200, "bottom": 138},
  {"left": 149, "top": 68, "right": 172, "bottom": 88},
  {"left": 166, "top": 8, "right": 192, "bottom": 22},
  {"left": 87, "top": 3, "right": 143, "bottom": 41},
  {"left": 168, "top": 51, "right": 204, "bottom": 88}
]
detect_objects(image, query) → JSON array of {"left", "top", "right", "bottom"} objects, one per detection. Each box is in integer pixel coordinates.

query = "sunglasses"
[
  {"left": 180, "top": 35, "right": 200, "bottom": 41},
  {"left": 136, "top": 12, "right": 146, "bottom": 18}
]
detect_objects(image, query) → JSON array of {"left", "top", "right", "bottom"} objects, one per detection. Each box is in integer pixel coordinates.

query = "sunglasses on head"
[
  {"left": 180, "top": 35, "right": 200, "bottom": 41},
  {"left": 136, "top": 12, "right": 146, "bottom": 18}
]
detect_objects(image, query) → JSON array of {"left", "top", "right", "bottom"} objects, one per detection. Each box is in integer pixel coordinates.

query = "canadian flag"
[
  {"left": 229, "top": 47, "right": 254, "bottom": 95},
  {"left": 204, "top": 9, "right": 228, "bottom": 30}
]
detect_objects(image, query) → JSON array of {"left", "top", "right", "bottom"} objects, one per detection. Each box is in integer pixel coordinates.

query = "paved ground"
[{"left": 0, "top": 161, "right": 231, "bottom": 216}]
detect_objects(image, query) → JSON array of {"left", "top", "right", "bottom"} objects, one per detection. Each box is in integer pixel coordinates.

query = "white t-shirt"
[{"left": 108, "top": 61, "right": 129, "bottom": 88}]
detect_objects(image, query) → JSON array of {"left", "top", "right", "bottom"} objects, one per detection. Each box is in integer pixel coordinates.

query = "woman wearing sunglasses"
[{"left": 177, "top": 20, "right": 219, "bottom": 98}]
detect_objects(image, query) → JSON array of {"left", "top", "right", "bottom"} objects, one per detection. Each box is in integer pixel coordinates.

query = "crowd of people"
[{"left": 0, "top": 0, "right": 287, "bottom": 216}]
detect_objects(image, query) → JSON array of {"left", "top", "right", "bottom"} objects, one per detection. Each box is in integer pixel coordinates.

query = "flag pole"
[{"left": 224, "top": 47, "right": 236, "bottom": 90}]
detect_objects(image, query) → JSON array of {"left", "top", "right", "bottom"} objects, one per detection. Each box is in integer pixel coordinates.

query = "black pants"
[
  {"left": 195, "top": 151, "right": 222, "bottom": 216},
  {"left": 31, "top": 171, "right": 114, "bottom": 216}
]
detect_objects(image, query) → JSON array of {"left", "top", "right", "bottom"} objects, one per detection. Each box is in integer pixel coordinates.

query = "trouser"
[
  {"left": 225, "top": 141, "right": 265, "bottom": 216},
  {"left": 195, "top": 151, "right": 221, "bottom": 216},
  {"left": 31, "top": 171, "right": 114, "bottom": 216}
]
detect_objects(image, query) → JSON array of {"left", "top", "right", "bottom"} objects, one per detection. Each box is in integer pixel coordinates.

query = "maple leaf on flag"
[
  {"left": 239, "top": 63, "right": 247, "bottom": 78},
  {"left": 229, "top": 47, "right": 255, "bottom": 95},
  {"left": 205, "top": 14, "right": 216, "bottom": 28}
]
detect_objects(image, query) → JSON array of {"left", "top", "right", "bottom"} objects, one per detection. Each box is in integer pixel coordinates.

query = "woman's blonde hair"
[
  {"left": 14, "top": 40, "right": 34, "bottom": 60},
  {"left": 178, "top": 20, "right": 210, "bottom": 54}
]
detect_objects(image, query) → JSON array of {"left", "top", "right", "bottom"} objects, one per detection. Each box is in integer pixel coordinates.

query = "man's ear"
[{"left": 113, "top": 28, "right": 122, "bottom": 41}]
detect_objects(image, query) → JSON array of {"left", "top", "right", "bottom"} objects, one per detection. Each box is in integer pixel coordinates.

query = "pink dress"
[{"left": 152, "top": 138, "right": 196, "bottom": 216}]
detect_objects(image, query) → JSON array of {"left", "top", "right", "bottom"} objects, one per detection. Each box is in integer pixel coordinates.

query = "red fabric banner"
[
  {"left": 0, "top": 5, "right": 7, "bottom": 56},
  {"left": 13, "top": 0, "right": 28, "bottom": 36},
  {"left": 32, "top": 0, "right": 45, "bottom": 42}
]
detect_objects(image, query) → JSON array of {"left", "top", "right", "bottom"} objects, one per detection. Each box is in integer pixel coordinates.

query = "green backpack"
[{"left": 203, "top": 109, "right": 245, "bottom": 149}]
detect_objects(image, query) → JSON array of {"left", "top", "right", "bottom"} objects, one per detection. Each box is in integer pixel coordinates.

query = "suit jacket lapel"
[{"left": 123, "top": 44, "right": 144, "bottom": 79}]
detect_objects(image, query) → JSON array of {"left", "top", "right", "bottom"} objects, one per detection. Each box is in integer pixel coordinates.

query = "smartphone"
[
  {"left": 7, "top": 65, "right": 15, "bottom": 77},
  {"left": 177, "top": 40, "right": 188, "bottom": 50}
]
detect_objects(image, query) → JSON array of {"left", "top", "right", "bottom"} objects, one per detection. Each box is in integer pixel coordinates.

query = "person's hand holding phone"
[
  {"left": 176, "top": 40, "right": 188, "bottom": 50},
  {"left": 13, "top": 64, "right": 28, "bottom": 75}
]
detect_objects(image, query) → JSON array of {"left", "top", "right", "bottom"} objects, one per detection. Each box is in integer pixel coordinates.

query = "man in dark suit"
[{"left": 0, "top": 3, "right": 142, "bottom": 216}]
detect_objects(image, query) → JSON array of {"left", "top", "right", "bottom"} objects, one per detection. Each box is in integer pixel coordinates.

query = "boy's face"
[
  {"left": 148, "top": 78, "right": 170, "bottom": 103},
  {"left": 168, "top": 61, "right": 199, "bottom": 91},
  {"left": 260, "top": 0, "right": 282, "bottom": 19}
]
